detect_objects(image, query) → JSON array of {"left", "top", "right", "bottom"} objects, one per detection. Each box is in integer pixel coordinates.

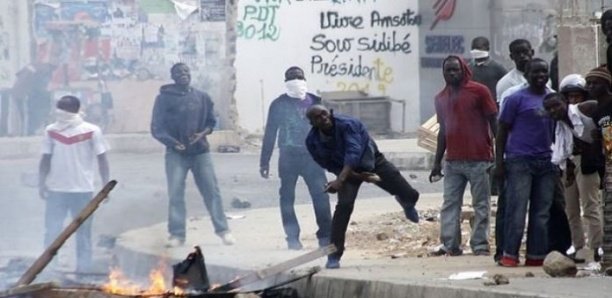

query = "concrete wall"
[
  {"left": 417, "top": 0, "right": 562, "bottom": 122},
  {"left": 417, "top": 0, "right": 492, "bottom": 121},
  {"left": 25, "top": 0, "right": 230, "bottom": 133},
  {"left": 0, "top": 1, "right": 30, "bottom": 89},
  {"left": 234, "top": 0, "right": 421, "bottom": 133}
]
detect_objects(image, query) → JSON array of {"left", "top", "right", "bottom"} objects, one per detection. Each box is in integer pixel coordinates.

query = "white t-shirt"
[
  {"left": 42, "top": 122, "right": 109, "bottom": 193},
  {"left": 496, "top": 68, "right": 526, "bottom": 103}
]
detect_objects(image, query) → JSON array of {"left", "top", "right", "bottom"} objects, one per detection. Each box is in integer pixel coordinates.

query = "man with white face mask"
[
  {"left": 260, "top": 66, "right": 332, "bottom": 250},
  {"left": 39, "top": 95, "right": 110, "bottom": 272},
  {"left": 468, "top": 36, "right": 507, "bottom": 102}
]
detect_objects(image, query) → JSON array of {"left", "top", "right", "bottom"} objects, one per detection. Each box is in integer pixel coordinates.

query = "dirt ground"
[{"left": 344, "top": 206, "right": 497, "bottom": 259}]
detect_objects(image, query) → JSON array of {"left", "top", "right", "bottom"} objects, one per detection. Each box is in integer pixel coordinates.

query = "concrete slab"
[{"left": 115, "top": 193, "right": 611, "bottom": 298}]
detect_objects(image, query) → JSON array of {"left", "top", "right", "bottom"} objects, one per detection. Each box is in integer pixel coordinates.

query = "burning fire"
[{"left": 102, "top": 266, "right": 185, "bottom": 296}]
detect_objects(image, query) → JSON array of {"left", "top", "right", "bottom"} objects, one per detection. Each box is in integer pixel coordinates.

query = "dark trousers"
[
  {"left": 548, "top": 174, "right": 572, "bottom": 254},
  {"left": 26, "top": 91, "right": 51, "bottom": 135},
  {"left": 494, "top": 178, "right": 506, "bottom": 261},
  {"left": 330, "top": 154, "right": 419, "bottom": 260},
  {"left": 278, "top": 149, "right": 332, "bottom": 244}
]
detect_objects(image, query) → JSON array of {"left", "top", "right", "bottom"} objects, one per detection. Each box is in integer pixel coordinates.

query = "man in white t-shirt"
[
  {"left": 38, "top": 95, "right": 110, "bottom": 272},
  {"left": 496, "top": 39, "right": 534, "bottom": 105}
]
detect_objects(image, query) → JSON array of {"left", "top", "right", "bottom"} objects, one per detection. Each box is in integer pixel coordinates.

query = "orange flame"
[{"left": 102, "top": 264, "right": 180, "bottom": 296}]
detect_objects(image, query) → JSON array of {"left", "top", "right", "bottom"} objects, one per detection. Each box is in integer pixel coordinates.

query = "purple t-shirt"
[{"left": 498, "top": 88, "right": 553, "bottom": 159}]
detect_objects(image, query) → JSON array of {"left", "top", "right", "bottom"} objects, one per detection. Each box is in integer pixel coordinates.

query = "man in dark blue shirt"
[
  {"left": 305, "top": 105, "right": 420, "bottom": 269},
  {"left": 259, "top": 67, "right": 332, "bottom": 250},
  {"left": 151, "top": 63, "right": 235, "bottom": 247}
]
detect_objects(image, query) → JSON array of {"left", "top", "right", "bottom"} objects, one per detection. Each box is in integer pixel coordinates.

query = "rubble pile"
[{"left": 343, "top": 206, "right": 499, "bottom": 258}]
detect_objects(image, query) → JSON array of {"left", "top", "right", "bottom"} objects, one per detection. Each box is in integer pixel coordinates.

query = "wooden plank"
[
  {"left": 211, "top": 245, "right": 336, "bottom": 292},
  {"left": 0, "top": 282, "right": 56, "bottom": 297}
]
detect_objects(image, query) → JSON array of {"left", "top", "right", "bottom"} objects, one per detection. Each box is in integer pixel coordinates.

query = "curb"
[{"left": 0, "top": 131, "right": 241, "bottom": 160}]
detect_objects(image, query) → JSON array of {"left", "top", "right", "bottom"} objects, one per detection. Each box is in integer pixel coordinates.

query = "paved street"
[{"left": 0, "top": 150, "right": 442, "bottom": 260}]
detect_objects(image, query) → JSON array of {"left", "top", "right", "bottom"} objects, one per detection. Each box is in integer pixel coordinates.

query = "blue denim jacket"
[
  {"left": 151, "top": 84, "right": 216, "bottom": 155},
  {"left": 306, "top": 114, "right": 377, "bottom": 175}
]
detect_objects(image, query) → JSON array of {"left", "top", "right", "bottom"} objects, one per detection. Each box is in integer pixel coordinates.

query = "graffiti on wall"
[
  {"left": 309, "top": 7, "right": 421, "bottom": 94},
  {"left": 331, "top": 0, "right": 377, "bottom": 4},
  {"left": 33, "top": 0, "right": 224, "bottom": 87},
  {"left": 238, "top": 2, "right": 281, "bottom": 41},
  {"left": 430, "top": 0, "right": 456, "bottom": 30}
]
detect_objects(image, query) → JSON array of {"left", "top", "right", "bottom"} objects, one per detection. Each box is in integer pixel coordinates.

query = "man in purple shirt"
[{"left": 495, "top": 58, "right": 556, "bottom": 267}]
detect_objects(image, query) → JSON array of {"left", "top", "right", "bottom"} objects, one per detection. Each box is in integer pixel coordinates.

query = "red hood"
[
  {"left": 445, "top": 55, "right": 472, "bottom": 85},
  {"left": 436, "top": 55, "right": 474, "bottom": 99}
]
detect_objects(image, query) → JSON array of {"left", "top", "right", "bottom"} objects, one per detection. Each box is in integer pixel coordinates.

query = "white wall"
[
  {"left": 235, "top": 0, "right": 420, "bottom": 133},
  {"left": 0, "top": 0, "right": 30, "bottom": 88}
]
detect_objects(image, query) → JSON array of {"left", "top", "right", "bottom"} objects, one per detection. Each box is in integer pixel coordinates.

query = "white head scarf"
[
  {"left": 285, "top": 79, "right": 308, "bottom": 100},
  {"left": 49, "top": 108, "right": 84, "bottom": 131},
  {"left": 470, "top": 49, "right": 489, "bottom": 60}
]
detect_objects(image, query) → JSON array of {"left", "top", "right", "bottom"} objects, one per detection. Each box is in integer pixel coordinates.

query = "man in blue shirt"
[
  {"left": 260, "top": 67, "right": 331, "bottom": 250},
  {"left": 305, "top": 105, "right": 420, "bottom": 269}
]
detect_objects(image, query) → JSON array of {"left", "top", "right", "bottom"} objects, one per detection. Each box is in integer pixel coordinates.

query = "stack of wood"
[{"left": 417, "top": 115, "right": 439, "bottom": 153}]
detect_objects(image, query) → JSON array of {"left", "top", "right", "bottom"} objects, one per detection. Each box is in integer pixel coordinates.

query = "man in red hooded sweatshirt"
[{"left": 429, "top": 55, "right": 498, "bottom": 256}]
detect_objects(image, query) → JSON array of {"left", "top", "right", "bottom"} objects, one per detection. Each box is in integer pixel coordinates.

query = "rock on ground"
[{"left": 543, "top": 251, "right": 577, "bottom": 277}]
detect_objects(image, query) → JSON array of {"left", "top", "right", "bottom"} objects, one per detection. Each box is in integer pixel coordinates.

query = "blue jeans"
[
  {"left": 441, "top": 161, "right": 491, "bottom": 252},
  {"left": 278, "top": 149, "right": 332, "bottom": 244},
  {"left": 44, "top": 191, "right": 93, "bottom": 272},
  {"left": 503, "top": 157, "right": 556, "bottom": 260},
  {"left": 165, "top": 150, "right": 229, "bottom": 239}
]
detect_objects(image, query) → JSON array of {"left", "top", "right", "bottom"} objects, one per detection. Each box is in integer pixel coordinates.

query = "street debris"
[
  {"left": 543, "top": 251, "right": 577, "bottom": 277},
  {"left": 231, "top": 197, "right": 252, "bottom": 209},
  {"left": 226, "top": 214, "right": 246, "bottom": 220},
  {"left": 218, "top": 145, "right": 241, "bottom": 153},
  {"left": 344, "top": 208, "right": 486, "bottom": 258},
  {"left": 448, "top": 271, "right": 487, "bottom": 280},
  {"left": 483, "top": 274, "right": 509, "bottom": 286},
  {"left": 525, "top": 272, "right": 534, "bottom": 278}
]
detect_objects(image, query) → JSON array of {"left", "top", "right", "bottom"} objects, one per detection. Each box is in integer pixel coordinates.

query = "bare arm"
[
  {"left": 97, "top": 153, "right": 110, "bottom": 185},
  {"left": 488, "top": 114, "right": 498, "bottom": 138},
  {"left": 429, "top": 118, "right": 446, "bottom": 182},
  {"left": 578, "top": 100, "right": 598, "bottom": 118},
  {"left": 494, "top": 122, "right": 510, "bottom": 178},
  {"left": 38, "top": 154, "right": 51, "bottom": 199}
]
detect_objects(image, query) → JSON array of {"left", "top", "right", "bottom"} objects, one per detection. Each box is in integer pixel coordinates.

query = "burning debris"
[
  {"left": 172, "top": 246, "right": 209, "bottom": 294},
  {"left": 1, "top": 245, "right": 333, "bottom": 298}
]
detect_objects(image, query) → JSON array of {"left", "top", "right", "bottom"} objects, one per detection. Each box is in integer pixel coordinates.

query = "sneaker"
[
  {"left": 595, "top": 248, "right": 603, "bottom": 262},
  {"left": 473, "top": 250, "right": 491, "bottom": 256},
  {"left": 403, "top": 206, "right": 419, "bottom": 223},
  {"left": 498, "top": 256, "right": 518, "bottom": 267},
  {"left": 166, "top": 236, "right": 185, "bottom": 247},
  {"left": 493, "top": 251, "right": 502, "bottom": 263},
  {"left": 567, "top": 252, "right": 585, "bottom": 263},
  {"left": 326, "top": 256, "right": 340, "bottom": 269},
  {"left": 287, "top": 239, "right": 303, "bottom": 250},
  {"left": 220, "top": 233, "right": 236, "bottom": 245},
  {"left": 525, "top": 258, "right": 543, "bottom": 266},
  {"left": 429, "top": 245, "right": 463, "bottom": 257}
]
